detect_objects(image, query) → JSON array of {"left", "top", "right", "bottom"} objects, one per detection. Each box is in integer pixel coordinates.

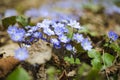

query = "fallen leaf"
[
  {"left": 0, "top": 56, "right": 19, "bottom": 77},
  {"left": 26, "top": 40, "right": 52, "bottom": 65}
]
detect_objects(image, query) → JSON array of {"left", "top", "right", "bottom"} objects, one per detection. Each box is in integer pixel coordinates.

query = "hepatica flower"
[
  {"left": 58, "top": 35, "right": 69, "bottom": 43},
  {"left": 108, "top": 31, "right": 118, "bottom": 41},
  {"left": 7, "top": 26, "right": 26, "bottom": 42},
  {"left": 73, "top": 33, "right": 84, "bottom": 43},
  {"left": 43, "top": 28, "right": 55, "bottom": 36},
  {"left": 81, "top": 38, "right": 92, "bottom": 51},
  {"left": 14, "top": 47, "right": 29, "bottom": 61},
  {"left": 7, "top": 25, "right": 18, "bottom": 35},
  {"left": 50, "top": 38, "right": 60, "bottom": 46},
  {"left": 10, "top": 31, "right": 25, "bottom": 42},
  {"left": 66, "top": 44, "right": 73, "bottom": 51},
  {"left": 28, "top": 26, "right": 39, "bottom": 33},
  {"left": 32, "top": 32, "right": 42, "bottom": 38},
  {"left": 68, "top": 20, "right": 81, "bottom": 29},
  {"left": 54, "top": 26, "right": 65, "bottom": 36}
]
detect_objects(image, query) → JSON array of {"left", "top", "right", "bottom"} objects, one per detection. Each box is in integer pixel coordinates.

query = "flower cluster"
[
  {"left": 7, "top": 19, "right": 93, "bottom": 61},
  {"left": 27, "top": 19, "right": 92, "bottom": 51}
]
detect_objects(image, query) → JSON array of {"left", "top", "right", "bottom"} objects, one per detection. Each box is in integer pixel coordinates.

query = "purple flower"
[
  {"left": 81, "top": 38, "right": 92, "bottom": 51},
  {"left": 14, "top": 47, "right": 29, "bottom": 61},
  {"left": 42, "top": 19, "right": 53, "bottom": 25},
  {"left": 37, "top": 19, "right": 53, "bottom": 29},
  {"left": 43, "top": 28, "right": 55, "bottom": 36},
  {"left": 50, "top": 38, "right": 60, "bottom": 46},
  {"left": 66, "top": 44, "right": 73, "bottom": 51},
  {"left": 53, "top": 23, "right": 64, "bottom": 28},
  {"left": 108, "top": 31, "right": 118, "bottom": 41},
  {"left": 53, "top": 23, "right": 68, "bottom": 35},
  {"left": 7, "top": 26, "right": 26, "bottom": 42},
  {"left": 7, "top": 25, "right": 18, "bottom": 35},
  {"left": 67, "top": 20, "right": 81, "bottom": 29},
  {"left": 73, "top": 33, "right": 84, "bottom": 43},
  {"left": 25, "top": 32, "right": 32, "bottom": 37},
  {"left": 25, "top": 26, "right": 31, "bottom": 29},
  {"left": 54, "top": 27, "right": 65, "bottom": 36},
  {"left": 10, "top": 28, "right": 26, "bottom": 42},
  {"left": 58, "top": 35, "right": 69, "bottom": 43},
  {"left": 32, "top": 32, "right": 42, "bottom": 38},
  {"left": 36, "top": 22, "right": 46, "bottom": 28},
  {"left": 27, "top": 26, "right": 39, "bottom": 33}
]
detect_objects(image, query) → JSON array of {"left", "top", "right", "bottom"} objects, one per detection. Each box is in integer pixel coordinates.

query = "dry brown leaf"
[
  {"left": 101, "top": 63, "right": 120, "bottom": 76},
  {"left": 52, "top": 53, "right": 70, "bottom": 68},
  {"left": 26, "top": 40, "right": 52, "bottom": 65},
  {"left": 0, "top": 56, "right": 19, "bottom": 77}
]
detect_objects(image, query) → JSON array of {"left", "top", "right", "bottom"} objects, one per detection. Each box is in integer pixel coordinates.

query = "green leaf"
[
  {"left": 75, "top": 58, "right": 80, "bottom": 64},
  {"left": 91, "top": 58, "right": 102, "bottom": 70},
  {"left": 46, "top": 66, "right": 56, "bottom": 74},
  {"left": 64, "top": 57, "right": 80, "bottom": 64},
  {"left": 2, "top": 16, "right": 16, "bottom": 29},
  {"left": 109, "top": 43, "right": 120, "bottom": 55},
  {"left": 6, "top": 66, "right": 31, "bottom": 80},
  {"left": 16, "top": 16, "right": 28, "bottom": 26},
  {"left": 78, "top": 63, "right": 91, "bottom": 75},
  {"left": 66, "top": 26, "right": 74, "bottom": 39},
  {"left": 86, "top": 69, "right": 103, "bottom": 80},
  {"left": 102, "top": 53, "right": 115, "bottom": 67},
  {"left": 88, "top": 49, "right": 101, "bottom": 58}
]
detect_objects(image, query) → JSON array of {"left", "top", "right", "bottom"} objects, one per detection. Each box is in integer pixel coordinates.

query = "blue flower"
[
  {"left": 32, "top": 32, "right": 42, "bottom": 38},
  {"left": 73, "top": 33, "right": 84, "bottom": 43},
  {"left": 53, "top": 23, "right": 64, "bottom": 28},
  {"left": 81, "top": 38, "right": 92, "bottom": 51},
  {"left": 28, "top": 26, "right": 39, "bottom": 33},
  {"left": 50, "top": 38, "right": 61, "bottom": 49},
  {"left": 10, "top": 28, "right": 26, "bottom": 42},
  {"left": 53, "top": 23, "right": 68, "bottom": 35},
  {"left": 66, "top": 44, "right": 73, "bottom": 51},
  {"left": 7, "top": 25, "right": 18, "bottom": 35},
  {"left": 25, "top": 32, "right": 32, "bottom": 37},
  {"left": 58, "top": 35, "right": 69, "bottom": 43},
  {"left": 43, "top": 28, "right": 55, "bottom": 36},
  {"left": 14, "top": 47, "right": 29, "bottom": 61},
  {"left": 67, "top": 20, "right": 81, "bottom": 29},
  {"left": 54, "top": 27, "right": 65, "bottom": 36},
  {"left": 108, "top": 31, "right": 118, "bottom": 41},
  {"left": 37, "top": 19, "right": 54, "bottom": 30},
  {"left": 50, "top": 38, "right": 60, "bottom": 45}
]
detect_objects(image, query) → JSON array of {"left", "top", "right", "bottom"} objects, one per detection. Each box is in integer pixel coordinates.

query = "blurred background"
[
  {"left": 0, "top": 0, "right": 120, "bottom": 35},
  {"left": 0, "top": 0, "right": 120, "bottom": 80}
]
